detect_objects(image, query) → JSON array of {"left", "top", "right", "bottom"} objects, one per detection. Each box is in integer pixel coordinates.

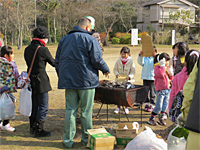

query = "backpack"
[{"left": 169, "top": 90, "right": 184, "bottom": 122}]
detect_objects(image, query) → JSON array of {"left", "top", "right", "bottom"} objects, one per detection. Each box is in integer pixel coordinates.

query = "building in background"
[{"left": 137, "top": 0, "right": 199, "bottom": 32}]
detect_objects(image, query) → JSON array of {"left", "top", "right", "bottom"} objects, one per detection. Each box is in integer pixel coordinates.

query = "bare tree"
[
  {"left": 0, "top": 0, "right": 157, "bottom": 46},
  {"left": 96, "top": 1, "right": 119, "bottom": 46},
  {"left": 0, "top": 0, "right": 35, "bottom": 49},
  {"left": 56, "top": 0, "right": 92, "bottom": 35},
  {"left": 38, "top": 0, "right": 59, "bottom": 43},
  {"left": 113, "top": 1, "right": 136, "bottom": 32}
]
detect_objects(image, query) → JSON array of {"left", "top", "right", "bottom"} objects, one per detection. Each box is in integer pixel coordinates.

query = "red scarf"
[
  {"left": 32, "top": 38, "right": 46, "bottom": 47},
  {"left": 121, "top": 60, "right": 127, "bottom": 65},
  {"left": 121, "top": 60, "right": 127, "bottom": 71}
]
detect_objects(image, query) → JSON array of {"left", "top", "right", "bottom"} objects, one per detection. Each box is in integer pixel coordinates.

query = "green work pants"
[{"left": 63, "top": 88, "right": 95, "bottom": 148}]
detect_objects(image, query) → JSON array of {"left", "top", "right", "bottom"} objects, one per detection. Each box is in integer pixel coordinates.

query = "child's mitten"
[
  {"left": 167, "top": 66, "right": 174, "bottom": 76},
  {"left": 158, "top": 58, "right": 166, "bottom": 67}
]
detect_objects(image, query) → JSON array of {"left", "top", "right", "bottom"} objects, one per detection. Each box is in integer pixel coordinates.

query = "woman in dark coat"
[{"left": 24, "top": 26, "right": 55, "bottom": 137}]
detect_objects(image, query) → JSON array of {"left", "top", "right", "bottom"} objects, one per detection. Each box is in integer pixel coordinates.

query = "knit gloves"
[
  {"left": 158, "top": 58, "right": 166, "bottom": 67},
  {"left": 167, "top": 66, "right": 174, "bottom": 76}
]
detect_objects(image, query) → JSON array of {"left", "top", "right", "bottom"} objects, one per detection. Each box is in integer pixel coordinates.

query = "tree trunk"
[
  {"left": 18, "top": 27, "right": 20, "bottom": 50},
  {"left": 47, "top": 1, "right": 51, "bottom": 43},
  {"left": 103, "top": 31, "right": 109, "bottom": 46},
  {"left": 17, "top": 1, "right": 20, "bottom": 50},
  {"left": 19, "top": 31, "right": 22, "bottom": 50},
  {"left": 53, "top": 10, "right": 57, "bottom": 43},
  {"left": 4, "top": 27, "right": 7, "bottom": 46},
  {"left": 119, "top": 9, "right": 128, "bottom": 31},
  {"left": 11, "top": 27, "right": 13, "bottom": 46},
  {"left": 19, "top": 23, "right": 23, "bottom": 50},
  {"left": 35, "top": 0, "right": 37, "bottom": 27},
  {"left": 47, "top": 16, "right": 51, "bottom": 43}
]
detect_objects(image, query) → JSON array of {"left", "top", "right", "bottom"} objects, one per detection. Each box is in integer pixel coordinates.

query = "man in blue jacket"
[{"left": 55, "top": 18, "right": 110, "bottom": 148}]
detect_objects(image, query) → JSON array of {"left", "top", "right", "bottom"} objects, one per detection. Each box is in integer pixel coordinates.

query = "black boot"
[
  {"left": 29, "top": 117, "right": 36, "bottom": 135},
  {"left": 34, "top": 120, "right": 51, "bottom": 137}
]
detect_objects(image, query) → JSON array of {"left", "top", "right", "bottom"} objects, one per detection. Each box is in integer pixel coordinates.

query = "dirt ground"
[{"left": 0, "top": 44, "right": 200, "bottom": 150}]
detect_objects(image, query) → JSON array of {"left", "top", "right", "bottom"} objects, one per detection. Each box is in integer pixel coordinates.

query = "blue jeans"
[
  {"left": 152, "top": 89, "right": 170, "bottom": 114},
  {"left": 31, "top": 92, "right": 49, "bottom": 121}
]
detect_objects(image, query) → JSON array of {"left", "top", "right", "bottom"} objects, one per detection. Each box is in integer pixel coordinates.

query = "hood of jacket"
[{"left": 68, "top": 26, "right": 92, "bottom": 35}]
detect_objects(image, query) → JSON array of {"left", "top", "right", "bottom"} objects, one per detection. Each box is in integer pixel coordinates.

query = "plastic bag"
[
  {"left": 125, "top": 126, "right": 167, "bottom": 150},
  {"left": 167, "top": 125, "right": 187, "bottom": 150},
  {"left": 0, "top": 93, "right": 15, "bottom": 120},
  {"left": 18, "top": 84, "right": 32, "bottom": 116}
]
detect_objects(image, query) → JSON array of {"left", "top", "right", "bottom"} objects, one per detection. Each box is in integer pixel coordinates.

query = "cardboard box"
[
  {"left": 141, "top": 34, "right": 154, "bottom": 57},
  {"left": 87, "top": 128, "right": 115, "bottom": 150},
  {"left": 116, "top": 123, "right": 138, "bottom": 146}
]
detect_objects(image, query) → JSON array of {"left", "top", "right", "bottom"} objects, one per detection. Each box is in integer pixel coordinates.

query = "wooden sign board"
[{"left": 141, "top": 34, "right": 154, "bottom": 57}]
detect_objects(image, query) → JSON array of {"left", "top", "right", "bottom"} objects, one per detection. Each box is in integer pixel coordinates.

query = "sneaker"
[
  {"left": 1, "top": 124, "right": 15, "bottom": 132},
  {"left": 114, "top": 108, "right": 120, "bottom": 114},
  {"left": 144, "top": 103, "right": 149, "bottom": 112},
  {"left": 157, "top": 118, "right": 166, "bottom": 126},
  {"left": 147, "top": 104, "right": 154, "bottom": 112},
  {"left": 158, "top": 115, "right": 166, "bottom": 126},
  {"left": 147, "top": 119, "right": 157, "bottom": 126},
  {"left": 123, "top": 108, "right": 129, "bottom": 114},
  {"left": 163, "top": 114, "right": 168, "bottom": 120}
]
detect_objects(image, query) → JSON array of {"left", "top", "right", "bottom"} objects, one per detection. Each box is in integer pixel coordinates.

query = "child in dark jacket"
[{"left": 170, "top": 42, "right": 189, "bottom": 75}]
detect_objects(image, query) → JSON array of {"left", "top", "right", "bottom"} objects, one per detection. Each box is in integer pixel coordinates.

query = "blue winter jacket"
[
  {"left": 137, "top": 54, "right": 155, "bottom": 80},
  {"left": 55, "top": 26, "right": 110, "bottom": 89}
]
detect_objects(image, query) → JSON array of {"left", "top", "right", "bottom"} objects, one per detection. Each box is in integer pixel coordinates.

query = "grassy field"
[{"left": 1, "top": 44, "right": 199, "bottom": 150}]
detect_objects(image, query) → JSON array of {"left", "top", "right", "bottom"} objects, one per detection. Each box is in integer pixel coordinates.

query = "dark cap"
[{"left": 32, "top": 26, "right": 50, "bottom": 39}]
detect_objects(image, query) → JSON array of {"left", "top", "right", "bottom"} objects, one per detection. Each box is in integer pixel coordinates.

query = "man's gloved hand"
[
  {"left": 158, "top": 58, "right": 166, "bottom": 67},
  {"left": 167, "top": 66, "right": 174, "bottom": 76},
  {"left": 177, "top": 113, "right": 186, "bottom": 127}
]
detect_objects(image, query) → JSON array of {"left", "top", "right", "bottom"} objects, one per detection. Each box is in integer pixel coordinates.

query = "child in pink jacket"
[
  {"left": 148, "top": 53, "right": 173, "bottom": 126},
  {"left": 168, "top": 50, "right": 199, "bottom": 111}
]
